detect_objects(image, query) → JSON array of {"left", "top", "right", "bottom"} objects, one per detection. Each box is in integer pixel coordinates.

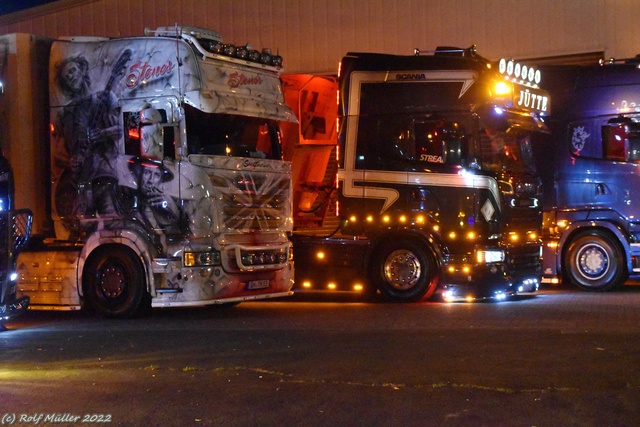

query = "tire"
[
  {"left": 369, "top": 239, "right": 438, "bottom": 302},
  {"left": 563, "top": 231, "right": 627, "bottom": 291},
  {"left": 83, "top": 245, "right": 147, "bottom": 318}
]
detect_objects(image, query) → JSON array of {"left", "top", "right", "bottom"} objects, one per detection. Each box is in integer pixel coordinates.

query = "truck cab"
[
  {"left": 1, "top": 26, "right": 296, "bottom": 318},
  {"left": 290, "top": 47, "right": 551, "bottom": 302},
  {"left": 536, "top": 60, "right": 640, "bottom": 290}
]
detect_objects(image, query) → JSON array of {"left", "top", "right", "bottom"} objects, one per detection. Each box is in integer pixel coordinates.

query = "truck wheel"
[
  {"left": 564, "top": 231, "right": 627, "bottom": 291},
  {"left": 83, "top": 246, "right": 147, "bottom": 318},
  {"left": 369, "top": 240, "right": 438, "bottom": 302}
]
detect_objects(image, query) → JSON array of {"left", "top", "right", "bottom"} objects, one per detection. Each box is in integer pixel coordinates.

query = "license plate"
[{"left": 246, "top": 280, "right": 270, "bottom": 290}]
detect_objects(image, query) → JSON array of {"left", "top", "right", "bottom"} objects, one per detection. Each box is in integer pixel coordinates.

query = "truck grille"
[
  {"left": 505, "top": 179, "right": 541, "bottom": 231},
  {"left": 214, "top": 170, "right": 291, "bottom": 232},
  {"left": 506, "top": 244, "right": 541, "bottom": 271},
  {"left": 508, "top": 212, "right": 540, "bottom": 231}
]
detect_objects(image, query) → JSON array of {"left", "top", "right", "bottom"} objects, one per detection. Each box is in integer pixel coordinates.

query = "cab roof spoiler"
[{"left": 414, "top": 45, "right": 478, "bottom": 58}]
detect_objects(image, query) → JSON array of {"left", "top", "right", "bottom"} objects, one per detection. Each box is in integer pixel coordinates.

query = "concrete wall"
[{"left": 0, "top": 0, "right": 638, "bottom": 74}]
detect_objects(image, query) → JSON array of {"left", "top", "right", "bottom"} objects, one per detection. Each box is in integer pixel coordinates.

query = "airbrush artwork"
[{"left": 2, "top": 27, "right": 296, "bottom": 317}]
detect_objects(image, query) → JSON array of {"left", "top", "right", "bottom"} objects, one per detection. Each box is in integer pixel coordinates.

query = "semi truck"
[
  {"left": 284, "top": 47, "right": 551, "bottom": 302},
  {"left": 0, "top": 152, "right": 32, "bottom": 328},
  {"left": 0, "top": 26, "right": 297, "bottom": 317},
  {"left": 536, "top": 59, "right": 640, "bottom": 291}
]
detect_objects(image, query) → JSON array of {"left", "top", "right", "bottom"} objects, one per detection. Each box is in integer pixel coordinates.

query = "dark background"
[{"left": 0, "top": 0, "right": 60, "bottom": 16}]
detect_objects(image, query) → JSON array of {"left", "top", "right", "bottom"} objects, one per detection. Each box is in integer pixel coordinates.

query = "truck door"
[
  {"left": 121, "top": 98, "right": 183, "bottom": 238},
  {"left": 556, "top": 119, "right": 604, "bottom": 210},
  {"left": 560, "top": 116, "right": 640, "bottom": 220}
]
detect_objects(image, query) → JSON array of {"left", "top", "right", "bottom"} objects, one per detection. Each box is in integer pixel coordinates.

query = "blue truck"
[{"left": 536, "top": 59, "right": 640, "bottom": 290}]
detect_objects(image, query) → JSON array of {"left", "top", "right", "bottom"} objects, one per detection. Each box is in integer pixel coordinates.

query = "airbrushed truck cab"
[
  {"left": 292, "top": 47, "right": 551, "bottom": 302},
  {"left": 2, "top": 26, "right": 296, "bottom": 317}
]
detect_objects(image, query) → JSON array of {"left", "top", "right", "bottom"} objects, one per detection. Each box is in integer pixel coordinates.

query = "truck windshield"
[
  {"left": 185, "top": 105, "right": 282, "bottom": 160},
  {"left": 355, "top": 113, "right": 469, "bottom": 170},
  {"left": 477, "top": 126, "right": 536, "bottom": 173}
]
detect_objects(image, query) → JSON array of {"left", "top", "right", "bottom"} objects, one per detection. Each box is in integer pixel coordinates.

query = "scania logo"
[{"left": 395, "top": 73, "right": 427, "bottom": 80}]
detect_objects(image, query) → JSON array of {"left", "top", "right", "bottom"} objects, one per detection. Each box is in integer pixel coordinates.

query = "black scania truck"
[
  {"left": 0, "top": 152, "right": 31, "bottom": 328},
  {"left": 292, "top": 46, "right": 551, "bottom": 302}
]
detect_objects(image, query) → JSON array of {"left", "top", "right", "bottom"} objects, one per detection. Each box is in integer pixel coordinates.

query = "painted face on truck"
[
  {"left": 59, "top": 60, "right": 86, "bottom": 94},
  {"left": 141, "top": 167, "right": 163, "bottom": 193}
]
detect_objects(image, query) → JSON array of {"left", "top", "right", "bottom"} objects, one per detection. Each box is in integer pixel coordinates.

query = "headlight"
[
  {"left": 476, "top": 249, "right": 505, "bottom": 264},
  {"left": 184, "top": 251, "right": 221, "bottom": 267},
  {"left": 493, "top": 80, "right": 513, "bottom": 97},
  {"left": 240, "top": 249, "right": 288, "bottom": 267}
]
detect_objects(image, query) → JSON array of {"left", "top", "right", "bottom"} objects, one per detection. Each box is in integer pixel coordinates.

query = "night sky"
[{"left": 0, "top": 0, "right": 62, "bottom": 16}]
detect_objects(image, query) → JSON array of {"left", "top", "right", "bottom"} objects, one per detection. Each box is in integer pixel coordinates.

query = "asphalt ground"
[{"left": 1, "top": 284, "right": 640, "bottom": 426}]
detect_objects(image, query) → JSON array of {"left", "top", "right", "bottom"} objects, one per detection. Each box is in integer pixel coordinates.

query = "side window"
[
  {"left": 389, "top": 121, "right": 416, "bottom": 160},
  {"left": 415, "top": 121, "right": 442, "bottom": 162},
  {"left": 123, "top": 109, "right": 175, "bottom": 160},
  {"left": 415, "top": 118, "right": 467, "bottom": 165},
  {"left": 628, "top": 126, "right": 640, "bottom": 163},
  {"left": 299, "top": 89, "right": 333, "bottom": 141},
  {"left": 601, "top": 116, "right": 640, "bottom": 163},
  {"left": 354, "top": 115, "right": 467, "bottom": 169},
  {"left": 414, "top": 120, "right": 465, "bottom": 164},
  {"left": 123, "top": 111, "right": 141, "bottom": 157},
  {"left": 602, "top": 121, "right": 627, "bottom": 161},
  {"left": 355, "top": 114, "right": 411, "bottom": 170},
  {"left": 163, "top": 124, "right": 176, "bottom": 160}
]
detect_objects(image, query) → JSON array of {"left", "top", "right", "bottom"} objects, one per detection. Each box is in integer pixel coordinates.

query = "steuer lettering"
[
  {"left": 126, "top": 59, "right": 175, "bottom": 89},
  {"left": 228, "top": 71, "right": 263, "bottom": 88}
]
